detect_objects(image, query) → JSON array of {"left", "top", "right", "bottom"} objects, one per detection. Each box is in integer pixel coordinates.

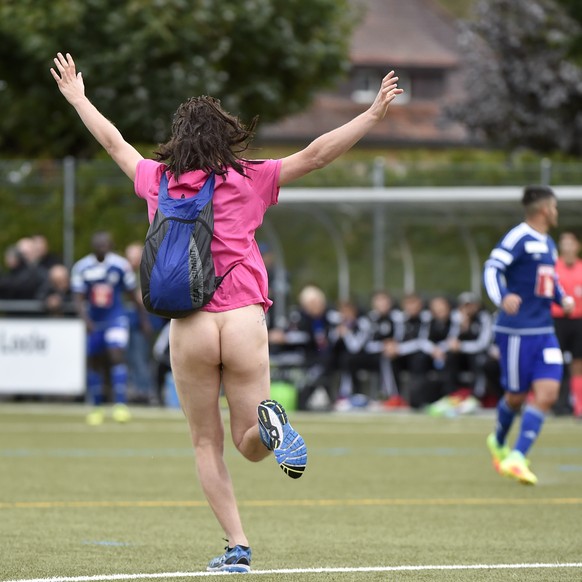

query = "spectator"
[
  {"left": 329, "top": 298, "right": 371, "bottom": 405},
  {"left": 347, "top": 290, "right": 399, "bottom": 401},
  {"left": 37, "top": 264, "right": 74, "bottom": 316},
  {"left": 31, "top": 234, "right": 62, "bottom": 270},
  {"left": 552, "top": 231, "right": 582, "bottom": 417},
  {"left": 386, "top": 292, "right": 432, "bottom": 408},
  {"left": 0, "top": 241, "right": 46, "bottom": 301},
  {"left": 0, "top": 246, "right": 23, "bottom": 299},
  {"left": 272, "top": 285, "right": 341, "bottom": 411},
  {"left": 259, "top": 242, "right": 290, "bottom": 331},
  {"left": 421, "top": 295, "right": 460, "bottom": 401},
  {"left": 445, "top": 292, "right": 493, "bottom": 400}
]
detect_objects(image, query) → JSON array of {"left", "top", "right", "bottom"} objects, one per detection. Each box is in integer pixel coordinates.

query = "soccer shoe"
[
  {"left": 111, "top": 403, "right": 131, "bottom": 423},
  {"left": 86, "top": 408, "right": 104, "bottom": 426},
  {"left": 258, "top": 399, "right": 307, "bottom": 479},
  {"left": 207, "top": 544, "right": 251, "bottom": 573},
  {"left": 486, "top": 432, "right": 510, "bottom": 473},
  {"left": 499, "top": 451, "right": 538, "bottom": 485}
]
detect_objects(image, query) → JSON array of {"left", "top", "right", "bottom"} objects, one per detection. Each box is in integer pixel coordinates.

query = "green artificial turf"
[{"left": 0, "top": 405, "right": 581, "bottom": 581}]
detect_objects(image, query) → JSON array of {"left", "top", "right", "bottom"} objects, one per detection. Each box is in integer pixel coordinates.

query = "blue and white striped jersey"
[
  {"left": 483, "top": 222, "right": 564, "bottom": 334},
  {"left": 71, "top": 252, "right": 136, "bottom": 323}
]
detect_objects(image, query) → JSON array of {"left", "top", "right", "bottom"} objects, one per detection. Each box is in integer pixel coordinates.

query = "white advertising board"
[{"left": 0, "top": 318, "right": 86, "bottom": 395}]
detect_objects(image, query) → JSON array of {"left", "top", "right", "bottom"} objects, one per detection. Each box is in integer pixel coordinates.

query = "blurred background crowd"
[
  {"left": 0, "top": 233, "right": 503, "bottom": 414},
  {"left": 3, "top": 231, "right": 581, "bottom": 418}
]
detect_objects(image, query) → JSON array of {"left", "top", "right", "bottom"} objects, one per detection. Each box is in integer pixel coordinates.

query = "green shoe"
[
  {"left": 500, "top": 451, "right": 538, "bottom": 485},
  {"left": 486, "top": 433, "right": 510, "bottom": 474},
  {"left": 112, "top": 403, "right": 131, "bottom": 424},
  {"left": 86, "top": 407, "right": 105, "bottom": 426}
]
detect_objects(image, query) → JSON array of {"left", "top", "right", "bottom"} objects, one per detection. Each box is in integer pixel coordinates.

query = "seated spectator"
[
  {"left": 347, "top": 290, "right": 399, "bottom": 401},
  {"left": 386, "top": 292, "right": 432, "bottom": 408},
  {"left": 329, "top": 298, "right": 371, "bottom": 403},
  {"left": 270, "top": 285, "right": 341, "bottom": 410},
  {"left": 445, "top": 292, "right": 494, "bottom": 400},
  {"left": 421, "top": 295, "right": 461, "bottom": 400}
]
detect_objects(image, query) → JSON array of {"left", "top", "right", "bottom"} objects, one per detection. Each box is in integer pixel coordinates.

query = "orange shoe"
[{"left": 383, "top": 395, "right": 408, "bottom": 409}]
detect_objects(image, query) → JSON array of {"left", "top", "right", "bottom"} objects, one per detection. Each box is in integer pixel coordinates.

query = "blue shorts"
[
  {"left": 88, "top": 316, "right": 130, "bottom": 356},
  {"left": 495, "top": 332, "right": 563, "bottom": 393}
]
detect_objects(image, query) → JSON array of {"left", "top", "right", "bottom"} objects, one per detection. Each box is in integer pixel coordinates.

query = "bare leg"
[
  {"left": 170, "top": 311, "right": 249, "bottom": 547},
  {"left": 532, "top": 378, "right": 560, "bottom": 413},
  {"left": 220, "top": 304, "right": 272, "bottom": 462}
]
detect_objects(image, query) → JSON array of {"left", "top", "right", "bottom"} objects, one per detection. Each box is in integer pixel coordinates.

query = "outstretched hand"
[
  {"left": 50, "top": 52, "right": 85, "bottom": 105},
  {"left": 369, "top": 71, "right": 404, "bottom": 121}
]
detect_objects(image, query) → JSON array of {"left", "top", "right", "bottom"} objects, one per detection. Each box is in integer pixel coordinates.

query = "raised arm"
[
  {"left": 50, "top": 53, "right": 143, "bottom": 181},
  {"left": 278, "top": 71, "right": 403, "bottom": 187}
]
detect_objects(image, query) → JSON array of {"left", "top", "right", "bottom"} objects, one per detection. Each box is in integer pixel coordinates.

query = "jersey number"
[
  {"left": 91, "top": 283, "right": 114, "bottom": 308},
  {"left": 535, "top": 265, "right": 555, "bottom": 298}
]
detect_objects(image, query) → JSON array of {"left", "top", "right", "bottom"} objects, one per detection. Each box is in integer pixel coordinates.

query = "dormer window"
[{"left": 351, "top": 68, "right": 411, "bottom": 105}]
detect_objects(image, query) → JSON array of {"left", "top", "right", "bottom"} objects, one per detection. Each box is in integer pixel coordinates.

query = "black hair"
[{"left": 522, "top": 185, "right": 555, "bottom": 214}]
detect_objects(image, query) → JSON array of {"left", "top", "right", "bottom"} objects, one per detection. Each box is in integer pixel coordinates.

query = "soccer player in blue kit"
[
  {"left": 483, "top": 186, "right": 574, "bottom": 484},
  {"left": 71, "top": 231, "right": 148, "bottom": 425}
]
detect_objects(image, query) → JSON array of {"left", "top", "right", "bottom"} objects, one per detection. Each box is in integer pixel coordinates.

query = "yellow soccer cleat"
[
  {"left": 112, "top": 403, "right": 132, "bottom": 424},
  {"left": 486, "top": 433, "right": 510, "bottom": 474},
  {"left": 499, "top": 451, "right": 538, "bottom": 485},
  {"left": 86, "top": 407, "right": 105, "bottom": 426}
]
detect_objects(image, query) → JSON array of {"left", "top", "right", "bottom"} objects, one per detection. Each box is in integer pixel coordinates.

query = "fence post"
[
  {"left": 63, "top": 156, "right": 76, "bottom": 270},
  {"left": 540, "top": 158, "right": 552, "bottom": 186},
  {"left": 372, "top": 157, "right": 385, "bottom": 188}
]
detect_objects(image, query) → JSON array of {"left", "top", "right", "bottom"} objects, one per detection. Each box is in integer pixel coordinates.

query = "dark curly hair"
[{"left": 154, "top": 96, "right": 259, "bottom": 179}]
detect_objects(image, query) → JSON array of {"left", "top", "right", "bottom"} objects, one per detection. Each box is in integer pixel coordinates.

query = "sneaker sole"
[
  {"left": 259, "top": 400, "right": 307, "bottom": 479},
  {"left": 207, "top": 565, "right": 251, "bottom": 573},
  {"left": 275, "top": 428, "right": 307, "bottom": 479},
  {"left": 258, "top": 400, "right": 287, "bottom": 450}
]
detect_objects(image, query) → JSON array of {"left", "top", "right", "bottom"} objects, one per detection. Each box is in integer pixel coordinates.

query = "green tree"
[
  {"left": 447, "top": 0, "right": 582, "bottom": 155},
  {"left": 556, "top": 0, "right": 582, "bottom": 61},
  {"left": 0, "top": 0, "right": 354, "bottom": 157}
]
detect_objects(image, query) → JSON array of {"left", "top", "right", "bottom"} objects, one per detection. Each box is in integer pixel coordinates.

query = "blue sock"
[
  {"left": 87, "top": 369, "right": 104, "bottom": 406},
  {"left": 111, "top": 363, "right": 128, "bottom": 404},
  {"left": 514, "top": 405, "right": 544, "bottom": 456},
  {"left": 495, "top": 397, "right": 516, "bottom": 446}
]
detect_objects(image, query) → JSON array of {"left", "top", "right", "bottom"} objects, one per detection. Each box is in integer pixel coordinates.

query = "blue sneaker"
[
  {"left": 207, "top": 544, "right": 251, "bottom": 573},
  {"left": 258, "top": 399, "right": 307, "bottom": 479}
]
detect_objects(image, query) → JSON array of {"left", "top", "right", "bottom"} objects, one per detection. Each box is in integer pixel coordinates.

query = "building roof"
[
  {"left": 350, "top": 0, "right": 460, "bottom": 68},
  {"left": 258, "top": 0, "right": 468, "bottom": 146},
  {"left": 259, "top": 94, "right": 467, "bottom": 145}
]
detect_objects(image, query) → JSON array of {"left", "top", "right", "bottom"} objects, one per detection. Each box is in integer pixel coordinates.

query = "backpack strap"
[
  {"left": 157, "top": 171, "right": 215, "bottom": 219},
  {"left": 158, "top": 171, "right": 169, "bottom": 200}
]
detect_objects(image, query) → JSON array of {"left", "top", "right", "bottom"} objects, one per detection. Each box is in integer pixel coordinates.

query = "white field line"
[{"left": 3, "top": 562, "right": 582, "bottom": 582}]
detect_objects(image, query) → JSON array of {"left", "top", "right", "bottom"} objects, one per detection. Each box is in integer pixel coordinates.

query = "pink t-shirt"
[{"left": 134, "top": 158, "right": 281, "bottom": 312}]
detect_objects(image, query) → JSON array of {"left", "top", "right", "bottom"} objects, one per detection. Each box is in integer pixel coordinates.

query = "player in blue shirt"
[
  {"left": 483, "top": 186, "right": 574, "bottom": 484},
  {"left": 71, "top": 231, "right": 146, "bottom": 425}
]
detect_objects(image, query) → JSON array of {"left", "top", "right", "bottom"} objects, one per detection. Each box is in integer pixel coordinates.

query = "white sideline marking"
[{"left": 4, "top": 563, "right": 582, "bottom": 582}]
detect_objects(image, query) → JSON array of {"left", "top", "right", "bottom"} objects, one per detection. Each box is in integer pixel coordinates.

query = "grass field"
[{"left": 0, "top": 404, "right": 581, "bottom": 582}]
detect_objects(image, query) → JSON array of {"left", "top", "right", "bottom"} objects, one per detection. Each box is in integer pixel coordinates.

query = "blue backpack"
[{"left": 140, "top": 171, "right": 233, "bottom": 318}]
